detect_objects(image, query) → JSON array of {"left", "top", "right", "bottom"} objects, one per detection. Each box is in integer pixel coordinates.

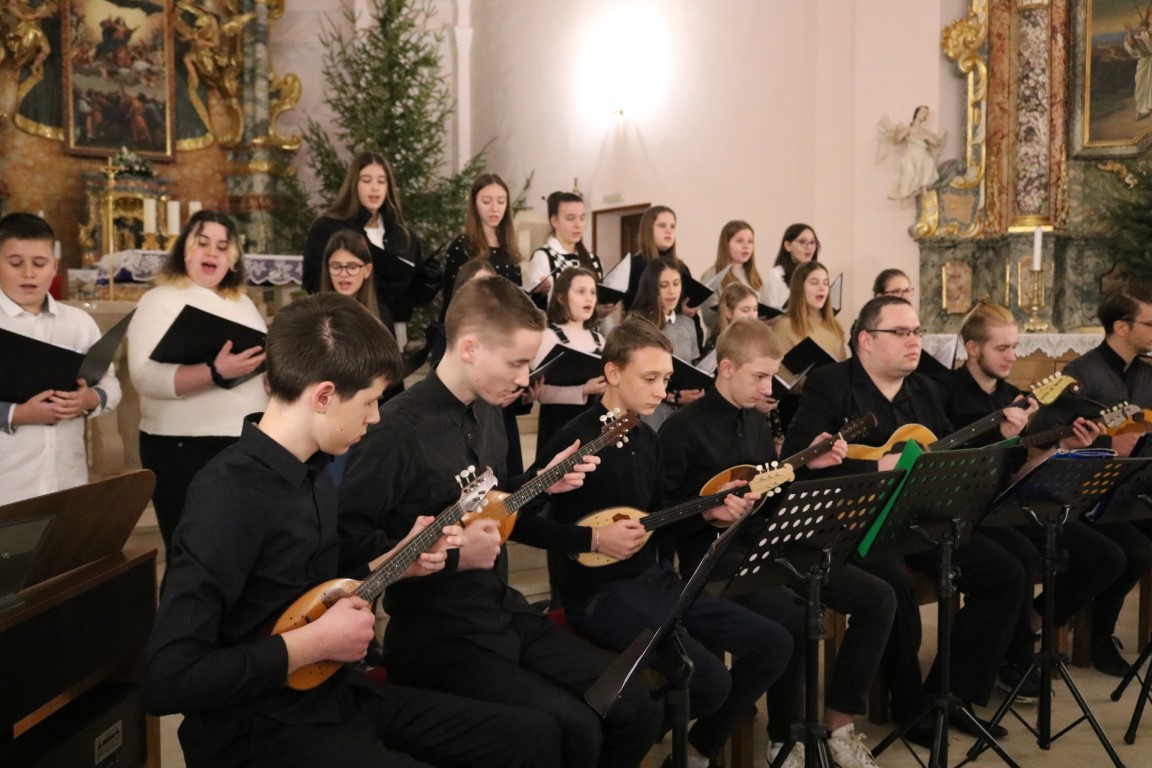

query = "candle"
[
  {"left": 1032, "top": 227, "right": 1042, "bottom": 271},
  {"left": 143, "top": 198, "right": 157, "bottom": 233},
  {"left": 53, "top": 241, "right": 61, "bottom": 260},
  {"left": 167, "top": 200, "right": 181, "bottom": 235},
  {"left": 37, "top": 210, "right": 44, "bottom": 219},
  {"left": 188, "top": 200, "right": 203, "bottom": 219}
]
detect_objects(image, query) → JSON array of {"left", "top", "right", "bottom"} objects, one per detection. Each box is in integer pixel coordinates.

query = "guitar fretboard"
[{"left": 502, "top": 423, "right": 627, "bottom": 514}]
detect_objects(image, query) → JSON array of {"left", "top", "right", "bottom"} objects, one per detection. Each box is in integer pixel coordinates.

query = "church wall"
[{"left": 469, "top": 0, "right": 968, "bottom": 323}]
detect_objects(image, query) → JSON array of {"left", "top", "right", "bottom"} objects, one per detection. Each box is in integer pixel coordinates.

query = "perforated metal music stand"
[
  {"left": 583, "top": 487, "right": 775, "bottom": 768},
  {"left": 862, "top": 446, "right": 1027, "bottom": 768},
  {"left": 719, "top": 471, "right": 904, "bottom": 768},
  {"left": 968, "top": 455, "right": 1152, "bottom": 768}
]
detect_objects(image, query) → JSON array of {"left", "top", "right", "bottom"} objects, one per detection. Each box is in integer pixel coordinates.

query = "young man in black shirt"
[
  {"left": 538, "top": 318, "right": 792, "bottom": 768},
  {"left": 783, "top": 296, "right": 1030, "bottom": 737},
  {"left": 338, "top": 277, "right": 662, "bottom": 768},
  {"left": 660, "top": 319, "right": 895, "bottom": 768},
  {"left": 1026, "top": 287, "right": 1152, "bottom": 675},
  {"left": 145, "top": 293, "right": 559, "bottom": 768},
  {"left": 938, "top": 303, "right": 1122, "bottom": 689}
]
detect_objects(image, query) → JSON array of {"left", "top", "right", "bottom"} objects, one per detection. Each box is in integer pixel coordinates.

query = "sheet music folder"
[
  {"left": 149, "top": 305, "right": 266, "bottom": 388},
  {"left": 530, "top": 346, "right": 605, "bottom": 387},
  {"left": 0, "top": 310, "right": 134, "bottom": 403},
  {"left": 670, "top": 355, "right": 715, "bottom": 391}
]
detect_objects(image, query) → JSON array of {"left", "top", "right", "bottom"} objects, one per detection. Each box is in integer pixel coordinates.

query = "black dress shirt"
[
  {"left": 1029, "top": 342, "right": 1152, "bottom": 440},
  {"left": 659, "top": 386, "right": 780, "bottom": 574},
  {"left": 937, "top": 365, "right": 1023, "bottom": 448},
  {"left": 338, "top": 371, "right": 540, "bottom": 663},
  {"left": 144, "top": 419, "right": 357, "bottom": 767},
  {"left": 783, "top": 357, "right": 953, "bottom": 475}
]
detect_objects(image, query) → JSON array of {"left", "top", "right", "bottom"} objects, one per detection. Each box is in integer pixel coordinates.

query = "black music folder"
[
  {"left": 595, "top": 283, "right": 626, "bottom": 305},
  {"left": 758, "top": 302, "right": 784, "bottom": 320},
  {"left": 682, "top": 274, "right": 717, "bottom": 309},
  {"left": 530, "top": 345, "right": 605, "bottom": 387},
  {"left": 149, "top": 305, "right": 266, "bottom": 388},
  {"left": 0, "top": 310, "right": 133, "bottom": 403},
  {"left": 830, "top": 272, "right": 843, "bottom": 314},
  {"left": 916, "top": 347, "right": 952, "bottom": 377},
  {"left": 781, "top": 336, "right": 837, "bottom": 376},
  {"left": 670, "top": 355, "right": 715, "bottom": 391}
]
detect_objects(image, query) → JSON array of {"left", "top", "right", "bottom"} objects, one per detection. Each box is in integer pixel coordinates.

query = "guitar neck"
[
  {"left": 779, "top": 434, "right": 838, "bottom": 469},
  {"left": 930, "top": 408, "right": 1008, "bottom": 452},
  {"left": 642, "top": 487, "right": 745, "bottom": 531},
  {"left": 355, "top": 501, "right": 468, "bottom": 601},
  {"left": 1019, "top": 424, "right": 1072, "bottom": 449},
  {"left": 502, "top": 428, "right": 620, "bottom": 515}
]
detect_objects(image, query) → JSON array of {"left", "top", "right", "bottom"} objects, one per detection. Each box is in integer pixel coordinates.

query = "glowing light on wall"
[{"left": 581, "top": 6, "right": 670, "bottom": 120}]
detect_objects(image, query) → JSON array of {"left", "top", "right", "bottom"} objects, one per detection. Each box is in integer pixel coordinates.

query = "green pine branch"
[{"left": 1102, "top": 163, "right": 1152, "bottom": 284}]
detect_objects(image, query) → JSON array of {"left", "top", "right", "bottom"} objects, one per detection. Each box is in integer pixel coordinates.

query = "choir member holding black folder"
[
  {"left": 127, "top": 211, "right": 268, "bottom": 554},
  {"left": 529, "top": 267, "right": 606, "bottom": 460},
  {"left": 0, "top": 213, "right": 123, "bottom": 506}
]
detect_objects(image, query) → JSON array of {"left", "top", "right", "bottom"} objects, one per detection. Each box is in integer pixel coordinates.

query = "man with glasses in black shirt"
[{"left": 783, "top": 295, "right": 1030, "bottom": 742}]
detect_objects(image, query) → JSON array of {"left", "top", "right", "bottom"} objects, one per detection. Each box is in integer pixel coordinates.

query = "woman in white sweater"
[
  {"left": 128, "top": 211, "right": 268, "bottom": 553},
  {"left": 763, "top": 222, "right": 822, "bottom": 310}
]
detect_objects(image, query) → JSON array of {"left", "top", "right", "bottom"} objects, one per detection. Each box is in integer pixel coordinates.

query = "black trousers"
[
  {"left": 243, "top": 683, "right": 561, "bottom": 768},
  {"left": 388, "top": 612, "right": 663, "bottom": 768},
  {"left": 983, "top": 521, "right": 1126, "bottom": 664},
  {"left": 1091, "top": 517, "right": 1152, "bottom": 638},
  {"left": 140, "top": 432, "right": 237, "bottom": 557},
  {"left": 861, "top": 531, "right": 1028, "bottom": 722},
  {"left": 736, "top": 565, "right": 896, "bottom": 742}
]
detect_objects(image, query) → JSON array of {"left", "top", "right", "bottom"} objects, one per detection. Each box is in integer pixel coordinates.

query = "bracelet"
[
  {"left": 592, "top": 528, "right": 600, "bottom": 553},
  {"left": 207, "top": 360, "right": 228, "bottom": 388}
]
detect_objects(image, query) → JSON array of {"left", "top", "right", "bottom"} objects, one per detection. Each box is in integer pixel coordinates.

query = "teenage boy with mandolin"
[
  {"left": 783, "top": 295, "right": 1031, "bottom": 743},
  {"left": 659, "top": 319, "right": 895, "bottom": 768},
  {"left": 144, "top": 293, "right": 559, "bottom": 768},
  {"left": 1027, "top": 285, "right": 1152, "bottom": 676},
  {"left": 338, "top": 277, "right": 661, "bottom": 768},
  {"left": 537, "top": 317, "right": 793, "bottom": 768}
]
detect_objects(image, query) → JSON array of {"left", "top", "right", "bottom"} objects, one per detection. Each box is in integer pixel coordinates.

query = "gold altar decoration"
[{"left": 914, "top": 0, "right": 989, "bottom": 239}]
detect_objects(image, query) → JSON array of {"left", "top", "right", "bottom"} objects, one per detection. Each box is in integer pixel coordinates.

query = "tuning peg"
[
  {"left": 455, "top": 474, "right": 464, "bottom": 488},
  {"left": 599, "top": 413, "right": 607, "bottom": 423},
  {"left": 480, "top": 499, "right": 489, "bottom": 507}
]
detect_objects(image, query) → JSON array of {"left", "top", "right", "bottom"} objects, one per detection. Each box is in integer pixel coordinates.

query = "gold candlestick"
[{"left": 1022, "top": 266, "right": 1049, "bottom": 333}]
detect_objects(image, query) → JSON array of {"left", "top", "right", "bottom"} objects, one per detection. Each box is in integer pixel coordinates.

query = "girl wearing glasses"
[
  {"left": 873, "top": 268, "right": 916, "bottom": 299},
  {"left": 441, "top": 174, "right": 524, "bottom": 310},
  {"left": 302, "top": 151, "right": 439, "bottom": 347},
  {"left": 764, "top": 223, "right": 821, "bottom": 310},
  {"left": 320, "top": 230, "right": 380, "bottom": 319}
]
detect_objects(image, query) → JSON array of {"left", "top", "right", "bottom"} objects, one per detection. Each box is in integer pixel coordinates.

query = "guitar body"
[
  {"left": 272, "top": 578, "right": 361, "bottom": 691},
  {"left": 461, "top": 489, "right": 518, "bottom": 543},
  {"left": 847, "top": 423, "right": 938, "bottom": 461},
  {"left": 700, "top": 464, "right": 771, "bottom": 528},
  {"left": 573, "top": 507, "right": 652, "bottom": 568}
]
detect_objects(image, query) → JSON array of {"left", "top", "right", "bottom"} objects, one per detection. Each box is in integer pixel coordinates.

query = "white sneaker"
[
  {"left": 827, "top": 723, "right": 880, "bottom": 768},
  {"left": 768, "top": 741, "right": 806, "bottom": 768}
]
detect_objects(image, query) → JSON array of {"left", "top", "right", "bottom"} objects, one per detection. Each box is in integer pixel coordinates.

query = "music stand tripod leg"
[{"left": 1112, "top": 638, "right": 1152, "bottom": 744}]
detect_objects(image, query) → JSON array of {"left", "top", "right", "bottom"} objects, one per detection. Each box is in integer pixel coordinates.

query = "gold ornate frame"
[
  {"left": 61, "top": 0, "right": 176, "bottom": 160},
  {"left": 913, "top": 0, "right": 989, "bottom": 239}
]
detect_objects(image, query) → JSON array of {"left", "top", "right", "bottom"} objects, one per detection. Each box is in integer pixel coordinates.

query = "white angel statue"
[{"left": 877, "top": 105, "right": 948, "bottom": 200}]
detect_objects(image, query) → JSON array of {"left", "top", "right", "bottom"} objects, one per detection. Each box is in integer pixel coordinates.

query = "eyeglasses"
[
  {"left": 328, "top": 262, "right": 365, "bottom": 275},
  {"left": 883, "top": 287, "right": 916, "bottom": 297},
  {"left": 1126, "top": 318, "right": 1152, "bottom": 328},
  {"left": 793, "top": 239, "right": 819, "bottom": 248},
  {"left": 865, "top": 327, "right": 926, "bottom": 339}
]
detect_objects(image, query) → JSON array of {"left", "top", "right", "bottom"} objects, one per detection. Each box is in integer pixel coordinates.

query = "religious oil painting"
[
  {"left": 1073, "top": 0, "right": 1152, "bottom": 158},
  {"left": 62, "top": 0, "right": 175, "bottom": 160}
]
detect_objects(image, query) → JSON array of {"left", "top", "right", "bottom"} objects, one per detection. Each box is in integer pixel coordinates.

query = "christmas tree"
[
  {"left": 1102, "top": 162, "right": 1152, "bottom": 285},
  {"left": 304, "top": 0, "right": 486, "bottom": 251}
]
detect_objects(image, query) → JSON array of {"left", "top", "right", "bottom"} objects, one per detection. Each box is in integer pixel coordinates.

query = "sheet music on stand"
[
  {"left": 718, "top": 470, "right": 904, "bottom": 597},
  {"left": 860, "top": 445, "right": 1027, "bottom": 559}
]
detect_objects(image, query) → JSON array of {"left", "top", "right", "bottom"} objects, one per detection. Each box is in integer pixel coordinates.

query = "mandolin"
[
  {"left": 470, "top": 408, "right": 638, "bottom": 543},
  {"left": 1019, "top": 402, "right": 1142, "bottom": 448},
  {"left": 273, "top": 466, "right": 499, "bottom": 691},
  {"left": 846, "top": 373, "right": 1079, "bottom": 460},
  {"left": 573, "top": 462, "right": 796, "bottom": 568},
  {"left": 1105, "top": 407, "right": 1152, "bottom": 437}
]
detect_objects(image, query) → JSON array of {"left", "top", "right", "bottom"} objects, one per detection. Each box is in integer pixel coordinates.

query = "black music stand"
[
  {"left": 966, "top": 455, "right": 1152, "bottom": 768},
  {"left": 719, "top": 471, "right": 904, "bottom": 768},
  {"left": 583, "top": 486, "right": 774, "bottom": 768},
  {"left": 1109, "top": 487, "right": 1152, "bottom": 744},
  {"left": 864, "top": 446, "right": 1027, "bottom": 768}
]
